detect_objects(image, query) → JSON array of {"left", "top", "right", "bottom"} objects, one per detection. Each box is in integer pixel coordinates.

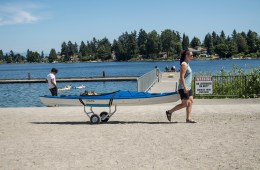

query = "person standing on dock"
[
  {"left": 165, "top": 50, "right": 196, "bottom": 123},
  {"left": 46, "top": 68, "right": 58, "bottom": 96}
]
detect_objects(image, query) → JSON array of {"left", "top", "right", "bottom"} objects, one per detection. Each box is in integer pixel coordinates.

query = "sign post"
[{"left": 195, "top": 76, "right": 213, "bottom": 96}]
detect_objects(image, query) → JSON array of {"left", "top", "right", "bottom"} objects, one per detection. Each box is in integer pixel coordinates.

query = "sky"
[{"left": 0, "top": 0, "right": 260, "bottom": 54}]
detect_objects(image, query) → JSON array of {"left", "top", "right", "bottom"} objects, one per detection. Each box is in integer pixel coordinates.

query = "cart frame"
[{"left": 79, "top": 97, "right": 117, "bottom": 124}]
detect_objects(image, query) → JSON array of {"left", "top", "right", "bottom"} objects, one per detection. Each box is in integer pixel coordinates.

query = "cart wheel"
[
  {"left": 90, "top": 114, "right": 100, "bottom": 124},
  {"left": 100, "top": 112, "right": 109, "bottom": 122}
]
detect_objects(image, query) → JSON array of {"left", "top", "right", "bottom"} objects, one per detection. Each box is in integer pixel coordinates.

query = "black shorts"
[
  {"left": 178, "top": 89, "right": 192, "bottom": 100},
  {"left": 49, "top": 87, "right": 57, "bottom": 96}
]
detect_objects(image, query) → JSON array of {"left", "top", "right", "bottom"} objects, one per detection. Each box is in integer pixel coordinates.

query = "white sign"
[{"left": 195, "top": 76, "right": 213, "bottom": 94}]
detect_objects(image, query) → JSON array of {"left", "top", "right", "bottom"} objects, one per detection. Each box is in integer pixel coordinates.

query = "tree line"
[
  {"left": 204, "top": 30, "right": 260, "bottom": 58},
  {"left": 1, "top": 29, "right": 260, "bottom": 63}
]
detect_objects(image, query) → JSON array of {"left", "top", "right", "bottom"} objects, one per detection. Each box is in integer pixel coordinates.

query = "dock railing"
[{"left": 137, "top": 68, "right": 160, "bottom": 92}]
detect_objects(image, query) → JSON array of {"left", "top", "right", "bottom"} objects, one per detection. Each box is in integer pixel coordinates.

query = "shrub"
[{"left": 194, "top": 65, "right": 260, "bottom": 98}]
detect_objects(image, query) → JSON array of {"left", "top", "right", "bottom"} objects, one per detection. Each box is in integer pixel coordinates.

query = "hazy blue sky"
[{"left": 0, "top": 0, "right": 260, "bottom": 54}]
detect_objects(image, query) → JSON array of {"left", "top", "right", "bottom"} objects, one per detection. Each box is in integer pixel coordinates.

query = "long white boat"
[{"left": 39, "top": 90, "right": 179, "bottom": 107}]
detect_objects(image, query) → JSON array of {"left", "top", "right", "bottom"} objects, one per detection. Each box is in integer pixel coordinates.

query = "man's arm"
[{"left": 51, "top": 78, "right": 56, "bottom": 87}]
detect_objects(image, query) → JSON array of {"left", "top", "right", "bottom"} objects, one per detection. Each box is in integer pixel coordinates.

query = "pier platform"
[{"left": 150, "top": 72, "right": 179, "bottom": 93}]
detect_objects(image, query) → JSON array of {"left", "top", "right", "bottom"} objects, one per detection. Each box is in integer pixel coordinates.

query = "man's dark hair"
[{"left": 51, "top": 68, "right": 58, "bottom": 73}]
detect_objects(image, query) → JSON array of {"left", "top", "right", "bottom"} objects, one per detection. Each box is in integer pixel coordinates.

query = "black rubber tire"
[
  {"left": 100, "top": 112, "right": 109, "bottom": 122},
  {"left": 90, "top": 114, "right": 100, "bottom": 124}
]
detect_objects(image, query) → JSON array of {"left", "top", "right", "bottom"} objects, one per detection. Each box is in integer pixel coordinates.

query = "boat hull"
[{"left": 39, "top": 91, "right": 179, "bottom": 107}]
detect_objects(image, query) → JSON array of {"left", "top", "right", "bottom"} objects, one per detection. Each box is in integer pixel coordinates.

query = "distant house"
[
  {"left": 70, "top": 56, "right": 79, "bottom": 62},
  {"left": 188, "top": 46, "right": 208, "bottom": 57},
  {"left": 159, "top": 52, "right": 167, "bottom": 59},
  {"left": 57, "top": 55, "right": 63, "bottom": 59},
  {"left": 111, "top": 51, "right": 116, "bottom": 60}
]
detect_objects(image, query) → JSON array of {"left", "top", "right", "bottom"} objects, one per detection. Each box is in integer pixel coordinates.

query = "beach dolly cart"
[{"left": 79, "top": 98, "right": 117, "bottom": 124}]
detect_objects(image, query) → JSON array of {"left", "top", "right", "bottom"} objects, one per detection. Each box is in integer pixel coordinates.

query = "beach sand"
[{"left": 0, "top": 100, "right": 260, "bottom": 170}]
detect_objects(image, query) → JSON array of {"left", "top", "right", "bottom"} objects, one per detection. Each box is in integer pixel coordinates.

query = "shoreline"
[{"left": 1, "top": 58, "right": 260, "bottom": 65}]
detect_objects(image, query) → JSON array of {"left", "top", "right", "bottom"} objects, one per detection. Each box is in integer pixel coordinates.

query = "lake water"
[{"left": 0, "top": 59, "right": 259, "bottom": 107}]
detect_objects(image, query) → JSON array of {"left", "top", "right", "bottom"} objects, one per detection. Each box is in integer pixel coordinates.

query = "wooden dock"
[{"left": 0, "top": 76, "right": 139, "bottom": 84}]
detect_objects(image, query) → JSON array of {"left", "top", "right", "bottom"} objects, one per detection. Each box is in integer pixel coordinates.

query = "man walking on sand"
[{"left": 46, "top": 68, "right": 58, "bottom": 96}]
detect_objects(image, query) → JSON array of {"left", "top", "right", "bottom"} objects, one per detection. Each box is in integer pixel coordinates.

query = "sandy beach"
[
  {"left": 0, "top": 99, "right": 260, "bottom": 170},
  {"left": 1, "top": 72, "right": 260, "bottom": 170}
]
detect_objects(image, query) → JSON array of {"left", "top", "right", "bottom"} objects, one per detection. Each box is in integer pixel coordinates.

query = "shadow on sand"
[{"left": 30, "top": 121, "right": 179, "bottom": 125}]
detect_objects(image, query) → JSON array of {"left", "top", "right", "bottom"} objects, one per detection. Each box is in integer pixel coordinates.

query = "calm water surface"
[{"left": 0, "top": 60, "right": 259, "bottom": 107}]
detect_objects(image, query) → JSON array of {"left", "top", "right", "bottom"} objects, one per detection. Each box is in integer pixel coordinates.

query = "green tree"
[
  {"left": 41, "top": 51, "right": 44, "bottom": 59},
  {"left": 161, "top": 29, "right": 175, "bottom": 57},
  {"left": 85, "top": 41, "right": 95, "bottom": 59},
  {"left": 246, "top": 30, "right": 258, "bottom": 53},
  {"left": 146, "top": 30, "right": 160, "bottom": 59},
  {"left": 73, "top": 42, "right": 78, "bottom": 55},
  {"left": 212, "top": 31, "right": 218, "bottom": 46},
  {"left": 96, "top": 38, "right": 111, "bottom": 61},
  {"left": 61, "top": 42, "right": 68, "bottom": 61},
  {"left": 227, "top": 38, "right": 238, "bottom": 57},
  {"left": 90, "top": 38, "right": 97, "bottom": 57},
  {"left": 79, "top": 41, "right": 87, "bottom": 56},
  {"left": 127, "top": 31, "right": 138, "bottom": 58},
  {"left": 204, "top": 33, "right": 214, "bottom": 55},
  {"left": 67, "top": 41, "right": 74, "bottom": 57},
  {"left": 48, "top": 49, "right": 57, "bottom": 62},
  {"left": 257, "top": 37, "right": 260, "bottom": 52},
  {"left": 215, "top": 43, "right": 228, "bottom": 58},
  {"left": 113, "top": 33, "right": 129, "bottom": 60},
  {"left": 61, "top": 42, "right": 67, "bottom": 55},
  {"left": 27, "top": 50, "right": 41, "bottom": 63},
  {"left": 219, "top": 30, "right": 226, "bottom": 44},
  {"left": 112, "top": 39, "right": 125, "bottom": 61},
  {"left": 232, "top": 29, "right": 237, "bottom": 39},
  {"left": 0, "top": 50, "right": 4, "bottom": 61},
  {"left": 236, "top": 33, "right": 249, "bottom": 53},
  {"left": 241, "top": 31, "right": 247, "bottom": 39},
  {"left": 182, "top": 33, "right": 189, "bottom": 50},
  {"left": 14, "top": 54, "right": 25, "bottom": 63},
  {"left": 176, "top": 31, "right": 182, "bottom": 41},
  {"left": 79, "top": 41, "right": 94, "bottom": 61},
  {"left": 9, "top": 50, "right": 15, "bottom": 61},
  {"left": 5, "top": 53, "right": 12, "bottom": 63},
  {"left": 113, "top": 31, "right": 138, "bottom": 60},
  {"left": 172, "top": 30, "right": 182, "bottom": 55},
  {"left": 175, "top": 42, "right": 182, "bottom": 56},
  {"left": 137, "top": 29, "right": 148, "bottom": 56},
  {"left": 190, "top": 37, "right": 201, "bottom": 48}
]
